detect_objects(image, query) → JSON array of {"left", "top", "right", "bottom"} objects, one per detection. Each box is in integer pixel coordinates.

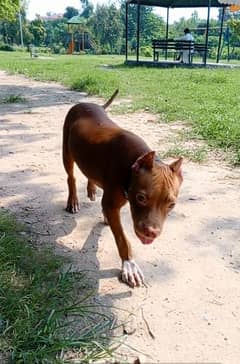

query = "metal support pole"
[
  {"left": 217, "top": 6, "right": 225, "bottom": 63},
  {"left": 136, "top": 0, "right": 140, "bottom": 62},
  {"left": 71, "top": 31, "right": 74, "bottom": 54},
  {"left": 165, "top": 7, "right": 169, "bottom": 60},
  {"left": 125, "top": 2, "right": 128, "bottom": 61},
  {"left": 18, "top": 12, "right": 24, "bottom": 47},
  {"left": 227, "top": 28, "right": 230, "bottom": 61},
  {"left": 204, "top": 0, "right": 211, "bottom": 65}
]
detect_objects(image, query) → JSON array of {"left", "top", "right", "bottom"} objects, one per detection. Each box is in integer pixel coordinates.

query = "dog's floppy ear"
[
  {"left": 132, "top": 151, "right": 155, "bottom": 173},
  {"left": 169, "top": 157, "right": 183, "bottom": 180}
]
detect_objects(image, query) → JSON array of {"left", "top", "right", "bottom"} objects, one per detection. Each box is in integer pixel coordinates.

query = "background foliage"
[{"left": 0, "top": 1, "right": 240, "bottom": 58}]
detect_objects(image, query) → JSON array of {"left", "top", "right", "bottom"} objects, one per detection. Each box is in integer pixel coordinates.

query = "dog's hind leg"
[
  {"left": 63, "top": 120, "right": 79, "bottom": 213},
  {"left": 87, "top": 180, "right": 96, "bottom": 201},
  {"left": 63, "top": 154, "right": 79, "bottom": 213}
]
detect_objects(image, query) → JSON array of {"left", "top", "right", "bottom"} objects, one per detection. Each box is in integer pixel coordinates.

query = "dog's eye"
[
  {"left": 168, "top": 202, "right": 176, "bottom": 210},
  {"left": 136, "top": 193, "right": 147, "bottom": 205}
]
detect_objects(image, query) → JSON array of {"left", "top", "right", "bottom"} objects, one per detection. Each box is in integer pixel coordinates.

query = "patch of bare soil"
[{"left": 1, "top": 71, "right": 240, "bottom": 364}]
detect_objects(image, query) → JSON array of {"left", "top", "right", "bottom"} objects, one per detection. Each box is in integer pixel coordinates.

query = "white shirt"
[{"left": 181, "top": 33, "right": 194, "bottom": 42}]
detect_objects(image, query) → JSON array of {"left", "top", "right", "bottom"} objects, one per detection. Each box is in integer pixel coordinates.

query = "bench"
[
  {"left": 29, "top": 44, "right": 38, "bottom": 58},
  {"left": 193, "top": 43, "right": 208, "bottom": 60},
  {"left": 152, "top": 39, "right": 207, "bottom": 64},
  {"left": 152, "top": 39, "right": 176, "bottom": 61}
]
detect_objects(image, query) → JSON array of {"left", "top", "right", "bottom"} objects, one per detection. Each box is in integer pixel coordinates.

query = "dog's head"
[{"left": 128, "top": 151, "right": 183, "bottom": 245}]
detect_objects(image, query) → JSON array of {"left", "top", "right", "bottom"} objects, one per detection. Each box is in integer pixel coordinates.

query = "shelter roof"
[
  {"left": 126, "top": 0, "right": 230, "bottom": 7},
  {"left": 67, "top": 16, "right": 83, "bottom": 24}
]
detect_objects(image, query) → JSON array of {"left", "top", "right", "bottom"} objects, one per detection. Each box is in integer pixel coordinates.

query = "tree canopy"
[
  {"left": 63, "top": 7, "right": 79, "bottom": 20},
  {"left": 0, "top": 0, "right": 20, "bottom": 21}
]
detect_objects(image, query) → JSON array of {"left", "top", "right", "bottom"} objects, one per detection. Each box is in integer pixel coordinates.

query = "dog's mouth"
[{"left": 135, "top": 230, "right": 155, "bottom": 245}]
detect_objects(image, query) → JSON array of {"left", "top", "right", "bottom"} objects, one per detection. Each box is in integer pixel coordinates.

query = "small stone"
[{"left": 123, "top": 315, "right": 137, "bottom": 335}]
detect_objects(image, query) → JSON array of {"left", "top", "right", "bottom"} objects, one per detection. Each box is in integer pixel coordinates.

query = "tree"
[
  {"left": 120, "top": 2, "right": 164, "bottom": 51},
  {"left": 140, "top": 6, "right": 165, "bottom": 44},
  {"left": 80, "top": 0, "right": 93, "bottom": 19},
  {"left": 0, "top": 6, "right": 32, "bottom": 45},
  {"left": 90, "top": 4, "right": 123, "bottom": 53},
  {"left": 44, "top": 18, "right": 68, "bottom": 48},
  {"left": 29, "top": 16, "right": 46, "bottom": 46},
  {"left": 228, "top": 17, "right": 240, "bottom": 57},
  {"left": 63, "top": 6, "right": 79, "bottom": 20},
  {"left": 0, "top": 0, "right": 20, "bottom": 21}
]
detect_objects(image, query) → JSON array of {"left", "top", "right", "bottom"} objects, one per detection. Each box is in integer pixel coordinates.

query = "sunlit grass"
[
  {"left": 162, "top": 145, "right": 209, "bottom": 163},
  {"left": 0, "top": 51, "right": 239, "bottom": 164},
  {"left": 0, "top": 211, "right": 116, "bottom": 363}
]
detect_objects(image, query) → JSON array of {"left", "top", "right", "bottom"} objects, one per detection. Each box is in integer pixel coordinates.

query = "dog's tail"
[{"left": 103, "top": 89, "right": 119, "bottom": 109}]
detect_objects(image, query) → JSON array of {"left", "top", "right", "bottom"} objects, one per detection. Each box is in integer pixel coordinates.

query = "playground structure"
[
  {"left": 67, "top": 15, "right": 95, "bottom": 54},
  {"left": 67, "top": 31, "right": 94, "bottom": 54}
]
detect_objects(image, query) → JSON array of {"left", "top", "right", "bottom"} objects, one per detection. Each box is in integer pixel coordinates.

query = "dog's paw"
[
  {"left": 87, "top": 182, "right": 96, "bottom": 201},
  {"left": 66, "top": 198, "right": 79, "bottom": 213},
  {"left": 87, "top": 191, "right": 96, "bottom": 201},
  {"left": 121, "top": 260, "right": 144, "bottom": 288},
  {"left": 103, "top": 214, "right": 109, "bottom": 225}
]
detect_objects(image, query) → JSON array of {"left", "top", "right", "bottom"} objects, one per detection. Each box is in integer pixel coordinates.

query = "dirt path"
[{"left": 1, "top": 70, "right": 240, "bottom": 364}]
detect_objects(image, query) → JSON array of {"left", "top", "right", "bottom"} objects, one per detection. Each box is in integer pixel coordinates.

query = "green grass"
[
  {"left": 0, "top": 51, "right": 240, "bottom": 164},
  {"left": 162, "top": 145, "right": 208, "bottom": 163},
  {"left": 0, "top": 210, "right": 116, "bottom": 363}
]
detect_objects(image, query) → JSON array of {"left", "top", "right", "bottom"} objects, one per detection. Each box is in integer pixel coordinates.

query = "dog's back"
[{"left": 63, "top": 101, "right": 149, "bottom": 189}]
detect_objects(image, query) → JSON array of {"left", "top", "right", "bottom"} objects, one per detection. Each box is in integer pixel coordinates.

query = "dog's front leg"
[{"left": 102, "top": 192, "right": 144, "bottom": 287}]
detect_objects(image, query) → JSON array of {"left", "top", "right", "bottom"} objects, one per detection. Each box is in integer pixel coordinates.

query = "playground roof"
[
  {"left": 126, "top": 0, "right": 231, "bottom": 7},
  {"left": 67, "top": 16, "right": 83, "bottom": 24}
]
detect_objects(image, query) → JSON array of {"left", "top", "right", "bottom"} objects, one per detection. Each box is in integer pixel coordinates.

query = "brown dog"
[{"left": 63, "top": 90, "right": 183, "bottom": 287}]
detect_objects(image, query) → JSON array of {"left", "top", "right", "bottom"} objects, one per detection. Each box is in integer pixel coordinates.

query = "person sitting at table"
[{"left": 176, "top": 28, "right": 194, "bottom": 64}]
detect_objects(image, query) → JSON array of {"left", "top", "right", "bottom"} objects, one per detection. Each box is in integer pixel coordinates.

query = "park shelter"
[{"left": 125, "top": 0, "right": 240, "bottom": 66}]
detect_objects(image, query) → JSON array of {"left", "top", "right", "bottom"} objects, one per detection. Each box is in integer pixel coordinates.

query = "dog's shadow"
[
  {"left": 68, "top": 214, "right": 131, "bottom": 304},
  {"left": 77, "top": 221, "right": 119, "bottom": 280}
]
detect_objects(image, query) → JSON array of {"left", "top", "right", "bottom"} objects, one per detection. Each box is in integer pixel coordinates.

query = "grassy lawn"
[
  {"left": 0, "top": 211, "right": 116, "bottom": 363},
  {"left": 0, "top": 51, "right": 239, "bottom": 165}
]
